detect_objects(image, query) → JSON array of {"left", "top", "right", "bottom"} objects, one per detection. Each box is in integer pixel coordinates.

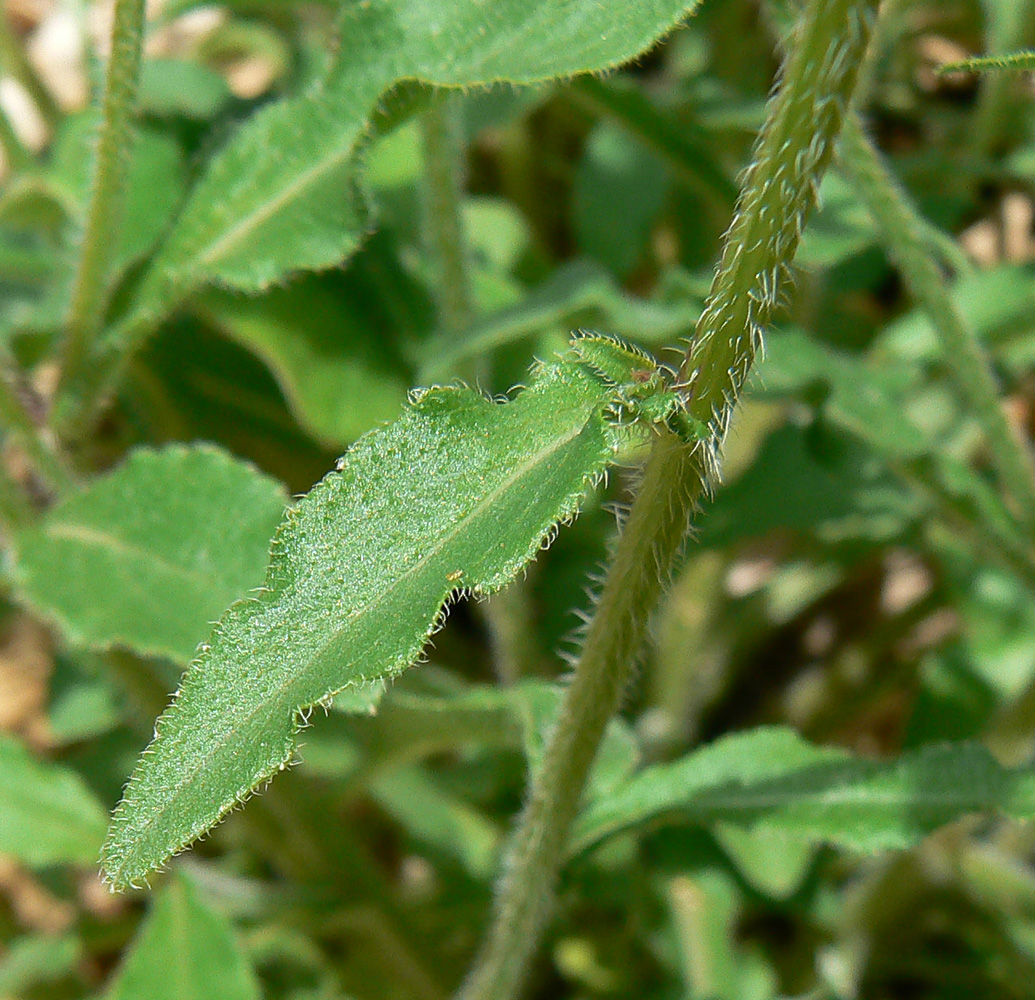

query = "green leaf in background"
[
  {"left": 102, "top": 337, "right": 660, "bottom": 889},
  {"left": 573, "top": 121, "right": 671, "bottom": 277},
  {"left": 569, "top": 727, "right": 1035, "bottom": 857},
  {"left": 104, "top": 872, "right": 260, "bottom": 1000},
  {"left": 195, "top": 273, "right": 410, "bottom": 447},
  {"left": 0, "top": 730, "right": 107, "bottom": 866},
  {"left": 12, "top": 445, "right": 286, "bottom": 663},
  {"left": 137, "top": 57, "right": 234, "bottom": 121},
  {"left": 417, "top": 260, "right": 702, "bottom": 382},
  {"left": 118, "top": 0, "right": 706, "bottom": 328},
  {"left": 0, "top": 934, "right": 82, "bottom": 996},
  {"left": 875, "top": 264, "right": 1035, "bottom": 370}
]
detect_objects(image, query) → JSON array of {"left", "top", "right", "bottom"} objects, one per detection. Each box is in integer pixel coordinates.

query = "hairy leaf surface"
[
  {"left": 12, "top": 446, "right": 286, "bottom": 663},
  {"left": 118, "top": 0, "right": 705, "bottom": 331},
  {"left": 102, "top": 340, "right": 659, "bottom": 889},
  {"left": 569, "top": 727, "right": 1035, "bottom": 857},
  {"left": 0, "top": 731, "right": 108, "bottom": 866},
  {"left": 104, "top": 873, "right": 259, "bottom": 1000}
]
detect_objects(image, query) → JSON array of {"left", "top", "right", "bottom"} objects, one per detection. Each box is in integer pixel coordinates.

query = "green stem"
[
  {"left": 0, "top": 14, "right": 59, "bottom": 128},
  {"left": 456, "top": 3, "right": 878, "bottom": 998},
  {"left": 0, "top": 98, "right": 30, "bottom": 172},
  {"left": 420, "top": 91, "right": 474, "bottom": 334},
  {"left": 838, "top": 115, "right": 1035, "bottom": 538},
  {"left": 55, "top": 0, "right": 146, "bottom": 429}
]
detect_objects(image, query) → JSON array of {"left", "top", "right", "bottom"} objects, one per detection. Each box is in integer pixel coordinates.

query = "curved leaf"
[
  {"left": 569, "top": 726, "right": 1035, "bottom": 857},
  {"left": 12, "top": 445, "right": 287, "bottom": 663},
  {"left": 116, "top": 0, "right": 705, "bottom": 331},
  {"left": 102, "top": 338, "right": 660, "bottom": 889}
]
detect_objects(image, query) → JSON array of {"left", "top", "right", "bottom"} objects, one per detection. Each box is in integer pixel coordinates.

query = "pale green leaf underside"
[
  {"left": 569, "top": 727, "right": 1035, "bottom": 857},
  {"left": 102, "top": 341, "right": 653, "bottom": 889},
  {"left": 0, "top": 731, "right": 108, "bottom": 867},
  {"left": 104, "top": 873, "right": 260, "bottom": 1000},
  {"left": 12, "top": 445, "right": 286, "bottom": 664},
  {"left": 118, "top": 0, "right": 705, "bottom": 324}
]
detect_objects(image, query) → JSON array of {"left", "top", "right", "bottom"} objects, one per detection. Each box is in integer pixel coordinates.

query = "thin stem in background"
[
  {"left": 839, "top": 115, "right": 1035, "bottom": 541},
  {"left": 0, "top": 357, "right": 76, "bottom": 494},
  {"left": 0, "top": 13, "right": 59, "bottom": 128},
  {"left": 55, "top": 0, "right": 147, "bottom": 432},
  {"left": 0, "top": 458, "right": 32, "bottom": 529},
  {"left": 419, "top": 89, "right": 540, "bottom": 683},
  {"left": 456, "top": 1, "right": 879, "bottom": 998},
  {"left": 0, "top": 96, "right": 30, "bottom": 172},
  {"left": 420, "top": 91, "right": 475, "bottom": 334}
]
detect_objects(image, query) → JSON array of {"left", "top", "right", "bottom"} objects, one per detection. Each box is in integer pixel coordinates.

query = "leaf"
[
  {"left": 0, "top": 934, "right": 82, "bottom": 995},
  {"left": 193, "top": 267, "right": 413, "bottom": 447},
  {"left": 370, "top": 764, "right": 501, "bottom": 877},
  {"left": 572, "top": 121, "right": 671, "bottom": 277},
  {"left": 312, "top": 673, "right": 639, "bottom": 804},
  {"left": 12, "top": 445, "right": 287, "bottom": 663},
  {"left": 416, "top": 259, "right": 702, "bottom": 382},
  {"left": 102, "top": 337, "right": 662, "bottom": 889},
  {"left": 696, "top": 423, "right": 920, "bottom": 548},
  {"left": 0, "top": 731, "right": 108, "bottom": 866},
  {"left": 758, "top": 327, "right": 931, "bottom": 460},
  {"left": 138, "top": 58, "right": 234, "bottom": 121},
  {"left": 104, "top": 872, "right": 260, "bottom": 1000},
  {"left": 117, "top": 0, "right": 706, "bottom": 331},
  {"left": 569, "top": 727, "right": 1035, "bottom": 858}
]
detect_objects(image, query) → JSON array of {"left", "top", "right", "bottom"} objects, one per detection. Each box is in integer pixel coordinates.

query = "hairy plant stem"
[
  {"left": 456, "top": 2, "right": 878, "bottom": 998},
  {"left": 0, "top": 14, "right": 59, "bottom": 128},
  {"left": 839, "top": 115, "right": 1035, "bottom": 540},
  {"left": 55, "top": 0, "right": 146, "bottom": 432}
]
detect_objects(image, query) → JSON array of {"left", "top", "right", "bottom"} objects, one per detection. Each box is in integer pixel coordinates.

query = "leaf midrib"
[
  {"left": 113, "top": 403, "right": 603, "bottom": 876},
  {"left": 40, "top": 523, "right": 215, "bottom": 590}
]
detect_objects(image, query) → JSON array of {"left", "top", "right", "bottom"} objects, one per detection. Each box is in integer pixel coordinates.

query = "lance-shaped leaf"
[
  {"left": 568, "top": 727, "right": 1035, "bottom": 858},
  {"left": 102, "top": 338, "right": 658, "bottom": 889},
  {"left": 104, "top": 872, "right": 259, "bottom": 1000},
  {"left": 116, "top": 0, "right": 706, "bottom": 329}
]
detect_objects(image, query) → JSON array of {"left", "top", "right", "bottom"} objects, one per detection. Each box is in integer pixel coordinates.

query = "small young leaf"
[
  {"left": 0, "top": 731, "right": 108, "bottom": 866},
  {"left": 104, "top": 872, "right": 260, "bottom": 1000},
  {"left": 102, "top": 338, "right": 665, "bottom": 889},
  {"left": 569, "top": 727, "right": 1035, "bottom": 857},
  {"left": 12, "top": 445, "right": 286, "bottom": 663}
]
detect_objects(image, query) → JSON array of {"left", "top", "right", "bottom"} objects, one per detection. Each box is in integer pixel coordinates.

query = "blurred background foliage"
[{"left": 3, "top": 0, "right": 1035, "bottom": 997}]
